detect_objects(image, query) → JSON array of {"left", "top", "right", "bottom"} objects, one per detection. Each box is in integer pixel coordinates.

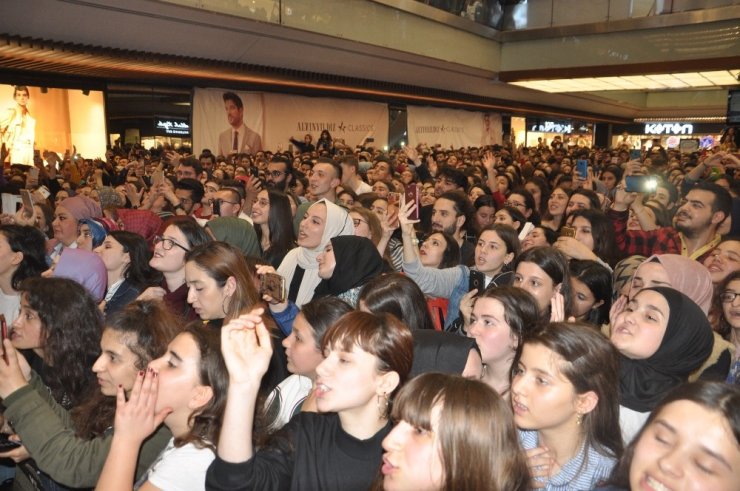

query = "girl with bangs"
[
  {"left": 206, "top": 310, "right": 414, "bottom": 490},
  {"left": 376, "top": 373, "right": 530, "bottom": 491}
]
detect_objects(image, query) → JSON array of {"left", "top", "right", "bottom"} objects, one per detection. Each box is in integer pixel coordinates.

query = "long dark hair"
[
  {"left": 175, "top": 323, "right": 229, "bottom": 451},
  {"left": 108, "top": 231, "right": 160, "bottom": 288},
  {"left": 19, "top": 277, "right": 102, "bottom": 408},
  {"left": 608, "top": 382, "right": 740, "bottom": 487},
  {"left": 255, "top": 189, "right": 295, "bottom": 267},
  {"left": 358, "top": 273, "right": 436, "bottom": 331},
  {"left": 568, "top": 259, "right": 612, "bottom": 326},
  {"left": 514, "top": 246, "right": 573, "bottom": 316},
  {"left": 568, "top": 209, "right": 621, "bottom": 267},
  {"left": 0, "top": 225, "right": 47, "bottom": 290},
  {"left": 72, "top": 300, "right": 181, "bottom": 438},
  {"left": 517, "top": 323, "right": 623, "bottom": 461}
]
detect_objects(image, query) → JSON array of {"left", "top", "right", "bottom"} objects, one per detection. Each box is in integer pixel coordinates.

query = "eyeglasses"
[
  {"left": 268, "top": 170, "right": 288, "bottom": 178},
  {"left": 720, "top": 291, "right": 740, "bottom": 303},
  {"left": 153, "top": 235, "right": 189, "bottom": 252},
  {"left": 352, "top": 218, "right": 367, "bottom": 227}
]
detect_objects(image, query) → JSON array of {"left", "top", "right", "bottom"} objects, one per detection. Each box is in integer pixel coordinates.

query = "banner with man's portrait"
[
  {"left": 261, "top": 93, "right": 388, "bottom": 151},
  {"left": 407, "top": 106, "right": 502, "bottom": 149},
  {"left": 193, "top": 88, "right": 265, "bottom": 157}
]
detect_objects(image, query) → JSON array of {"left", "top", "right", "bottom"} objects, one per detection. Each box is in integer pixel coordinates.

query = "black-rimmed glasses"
[{"left": 153, "top": 235, "right": 189, "bottom": 252}]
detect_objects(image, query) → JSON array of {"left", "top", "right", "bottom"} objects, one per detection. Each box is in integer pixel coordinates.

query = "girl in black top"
[{"left": 206, "top": 309, "right": 413, "bottom": 491}]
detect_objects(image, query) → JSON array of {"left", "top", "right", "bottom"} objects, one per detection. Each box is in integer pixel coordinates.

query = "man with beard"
[
  {"left": 431, "top": 190, "right": 475, "bottom": 266},
  {"left": 609, "top": 180, "right": 731, "bottom": 262},
  {"left": 265, "top": 155, "right": 293, "bottom": 191}
]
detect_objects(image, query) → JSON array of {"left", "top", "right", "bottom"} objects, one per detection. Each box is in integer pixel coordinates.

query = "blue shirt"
[{"left": 519, "top": 430, "right": 616, "bottom": 491}]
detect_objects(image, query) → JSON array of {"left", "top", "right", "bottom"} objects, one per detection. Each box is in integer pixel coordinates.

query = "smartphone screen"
[
  {"left": 404, "top": 183, "right": 420, "bottom": 220},
  {"left": 624, "top": 176, "right": 658, "bottom": 193},
  {"left": 576, "top": 160, "right": 588, "bottom": 180}
]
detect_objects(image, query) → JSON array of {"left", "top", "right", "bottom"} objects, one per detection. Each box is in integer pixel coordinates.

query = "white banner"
[
  {"left": 193, "top": 88, "right": 388, "bottom": 155},
  {"left": 407, "top": 106, "right": 502, "bottom": 148},
  {"left": 262, "top": 93, "right": 388, "bottom": 151},
  {"left": 193, "top": 88, "right": 265, "bottom": 156}
]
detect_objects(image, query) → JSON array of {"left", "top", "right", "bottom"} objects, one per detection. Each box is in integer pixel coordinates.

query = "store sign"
[
  {"left": 155, "top": 116, "right": 190, "bottom": 136},
  {"left": 644, "top": 123, "right": 693, "bottom": 135},
  {"left": 530, "top": 121, "right": 573, "bottom": 133}
]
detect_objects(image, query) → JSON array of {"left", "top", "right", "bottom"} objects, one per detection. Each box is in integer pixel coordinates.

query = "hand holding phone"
[
  {"left": 404, "top": 184, "right": 420, "bottom": 221},
  {"left": 259, "top": 273, "right": 286, "bottom": 303}
]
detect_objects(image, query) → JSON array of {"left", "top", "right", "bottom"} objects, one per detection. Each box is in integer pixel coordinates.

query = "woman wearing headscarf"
[
  {"left": 312, "top": 235, "right": 385, "bottom": 307},
  {"left": 610, "top": 286, "right": 714, "bottom": 443},
  {"left": 50, "top": 247, "right": 107, "bottom": 302},
  {"left": 48, "top": 195, "right": 101, "bottom": 260},
  {"left": 409, "top": 330, "right": 483, "bottom": 379},
  {"left": 623, "top": 254, "right": 732, "bottom": 381},
  {"left": 205, "top": 216, "right": 261, "bottom": 257},
  {"left": 115, "top": 208, "right": 162, "bottom": 248},
  {"left": 277, "top": 199, "right": 353, "bottom": 307}
]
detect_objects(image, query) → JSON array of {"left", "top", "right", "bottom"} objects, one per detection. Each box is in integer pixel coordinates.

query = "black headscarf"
[
  {"left": 619, "top": 286, "right": 714, "bottom": 412},
  {"left": 409, "top": 330, "right": 480, "bottom": 378},
  {"left": 312, "top": 235, "right": 384, "bottom": 298}
]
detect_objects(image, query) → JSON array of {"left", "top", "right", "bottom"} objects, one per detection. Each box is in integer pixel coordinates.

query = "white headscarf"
[{"left": 277, "top": 199, "right": 353, "bottom": 306}]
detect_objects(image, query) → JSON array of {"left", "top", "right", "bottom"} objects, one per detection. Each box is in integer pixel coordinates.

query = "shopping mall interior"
[{"left": 0, "top": 0, "right": 738, "bottom": 153}]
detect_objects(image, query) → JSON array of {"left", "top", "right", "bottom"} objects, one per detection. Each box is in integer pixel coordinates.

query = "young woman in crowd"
[
  {"left": 277, "top": 199, "right": 353, "bottom": 306},
  {"left": 337, "top": 188, "right": 358, "bottom": 209},
  {"left": 601, "top": 382, "right": 740, "bottom": 491},
  {"left": 540, "top": 186, "right": 570, "bottom": 231},
  {"left": 625, "top": 253, "right": 731, "bottom": 381},
  {"left": 250, "top": 188, "right": 296, "bottom": 268},
  {"left": 49, "top": 195, "right": 102, "bottom": 260},
  {"left": 0, "top": 301, "right": 176, "bottom": 489},
  {"left": 377, "top": 373, "right": 530, "bottom": 491},
  {"left": 264, "top": 296, "right": 353, "bottom": 429},
  {"left": 554, "top": 209, "right": 620, "bottom": 269},
  {"left": 96, "top": 230, "right": 160, "bottom": 316},
  {"left": 205, "top": 217, "right": 261, "bottom": 257},
  {"left": 513, "top": 246, "right": 573, "bottom": 320},
  {"left": 565, "top": 188, "right": 601, "bottom": 217},
  {"left": 710, "top": 270, "right": 740, "bottom": 384},
  {"left": 358, "top": 273, "right": 437, "bottom": 331},
  {"left": 402, "top": 199, "right": 521, "bottom": 330},
  {"left": 0, "top": 224, "right": 48, "bottom": 322},
  {"left": 205, "top": 309, "right": 414, "bottom": 490},
  {"left": 512, "top": 322, "right": 623, "bottom": 489},
  {"left": 520, "top": 226, "right": 557, "bottom": 252},
  {"left": 524, "top": 177, "right": 550, "bottom": 216},
  {"left": 184, "top": 242, "right": 264, "bottom": 327},
  {"left": 417, "top": 231, "right": 460, "bottom": 269},
  {"left": 507, "top": 187, "right": 538, "bottom": 222},
  {"left": 610, "top": 287, "right": 714, "bottom": 442},
  {"left": 140, "top": 216, "right": 211, "bottom": 319},
  {"left": 472, "top": 195, "right": 496, "bottom": 233},
  {"left": 76, "top": 217, "right": 109, "bottom": 251},
  {"left": 468, "top": 286, "right": 541, "bottom": 397},
  {"left": 703, "top": 236, "right": 740, "bottom": 285},
  {"left": 95, "top": 323, "right": 228, "bottom": 491},
  {"left": 568, "top": 259, "right": 612, "bottom": 326},
  {"left": 493, "top": 206, "right": 526, "bottom": 233},
  {"left": 8, "top": 277, "right": 101, "bottom": 409},
  {"left": 314, "top": 235, "right": 385, "bottom": 306}
]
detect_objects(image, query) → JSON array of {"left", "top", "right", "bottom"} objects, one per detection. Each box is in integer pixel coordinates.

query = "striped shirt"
[{"left": 519, "top": 430, "right": 616, "bottom": 491}]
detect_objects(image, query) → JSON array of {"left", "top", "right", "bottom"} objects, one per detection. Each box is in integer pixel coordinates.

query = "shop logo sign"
[{"left": 644, "top": 123, "right": 693, "bottom": 135}]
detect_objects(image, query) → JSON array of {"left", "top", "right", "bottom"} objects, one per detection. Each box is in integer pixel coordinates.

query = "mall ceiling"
[{"left": 1, "top": 0, "right": 739, "bottom": 123}]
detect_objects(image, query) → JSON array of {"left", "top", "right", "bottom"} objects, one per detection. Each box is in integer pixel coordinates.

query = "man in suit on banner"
[{"left": 217, "top": 91, "right": 262, "bottom": 157}]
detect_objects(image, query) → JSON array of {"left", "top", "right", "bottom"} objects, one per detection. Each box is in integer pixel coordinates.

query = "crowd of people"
[{"left": 0, "top": 130, "right": 738, "bottom": 490}]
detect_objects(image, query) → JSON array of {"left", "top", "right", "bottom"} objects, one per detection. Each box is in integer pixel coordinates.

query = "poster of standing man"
[
  {"left": 0, "top": 85, "right": 35, "bottom": 166},
  {"left": 193, "top": 88, "right": 263, "bottom": 157}
]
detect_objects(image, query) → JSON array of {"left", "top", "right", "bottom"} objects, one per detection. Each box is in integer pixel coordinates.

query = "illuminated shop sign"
[
  {"left": 530, "top": 121, "right": 574, "bottom": 133},
  {"left": 154, "top": 116, "right": 190, "bottom": 136},
  {"left": 643, "top": 123, "right": 693, "bottom": 135}
]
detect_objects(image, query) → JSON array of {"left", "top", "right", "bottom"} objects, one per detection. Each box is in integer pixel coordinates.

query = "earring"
[
  {"left": 576, "top": 413, "right": 583, "bottom": 425},
  {"left": 377, "top": 393, "right": 389, "bottom": 419},
  {"left": 221, "top": 295, "right": 231, "bottom": 316}
]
